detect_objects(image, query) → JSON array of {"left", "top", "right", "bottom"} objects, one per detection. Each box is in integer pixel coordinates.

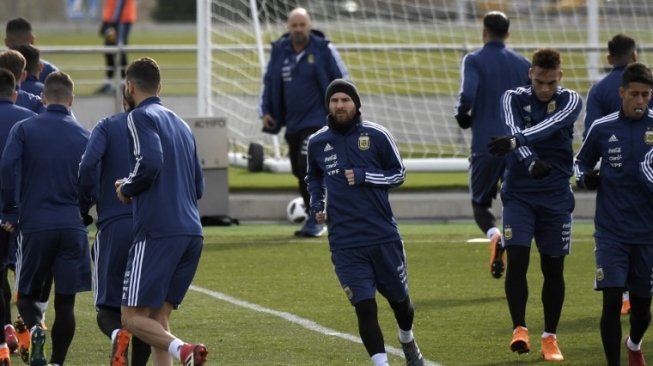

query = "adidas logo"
[
  {"left": 324, "top": 143, "right": 333, "bottom": 152},
  {"left": 608, "top": 134, "right": 619, "bottom": 142}
]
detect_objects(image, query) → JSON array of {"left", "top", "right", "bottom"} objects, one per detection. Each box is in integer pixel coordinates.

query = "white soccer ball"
[{"left": 286, "top": 197, "right": 308, "bottom": 224}]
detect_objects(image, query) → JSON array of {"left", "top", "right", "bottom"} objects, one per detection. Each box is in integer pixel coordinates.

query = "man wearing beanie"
[
  {"left": 259, "top": 7, "right": 348, "bottom": 237},
  {"left": 305, "top": 79, "right": 425, "bottom": 366}
]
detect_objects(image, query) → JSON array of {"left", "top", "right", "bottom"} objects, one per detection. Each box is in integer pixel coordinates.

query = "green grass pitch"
[{"left": 29, "top": 222, "right": 645, "bottom": 365}]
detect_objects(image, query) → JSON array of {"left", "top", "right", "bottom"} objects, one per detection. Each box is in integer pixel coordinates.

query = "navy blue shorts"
[
  {"left": 594, "top": 238, "right": 653, "bottom": 298},
  {"left": 331, "top": 241, "right": 409, "bottom": 305},
  {"left": 501, "top": 188, "right": 574, "bottom": 256},
  {"left": 122, "top": 235, "right": 203, "bottom": 309},
  {"left": 469, "top": 154, "right": 505, "bottom": 206},
  {"left": 93, "top": 217, "right": 132, "bottom": 309},
  {"left": 16, "top": 229, "right": 91, "bottom": 296}
]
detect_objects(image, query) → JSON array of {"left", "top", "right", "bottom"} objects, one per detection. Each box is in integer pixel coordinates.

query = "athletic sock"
[
  {"left": 168, "top": 338, "right": 184, "bottom": 361},
  {"left": 371, "top": 353, "right": 388, "bottom": 366},
  {"left": 627, "top": 337, "right": 642, "bottom": 351},
  {"left": 486, "top": 227, "right": 500, "bottom": 239},
  {"left": 398, "top": 328, "right": 414, "bottom": 343}
]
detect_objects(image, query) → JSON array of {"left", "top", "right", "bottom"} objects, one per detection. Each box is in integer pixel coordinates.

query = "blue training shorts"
[
  {"left": 594, "top": 238, "right": 653, "bottom": 298},
  {"left": 331, "top": 240, "right": 409, "bottom": 305},
  {"left": 16, "top": 229, "right": 91, "bottom": 296},
  {"left": 501, "top": 188, "right": 574, "bottom": 256},
  {"left": 469, "top": 154, "right": 505, "bottom": 206},
  {"left": 93, "top": 217, "right": 133, "bottom": 309},
  {"left": 122, "top": 235, "right": 203, "bottom": 309}
]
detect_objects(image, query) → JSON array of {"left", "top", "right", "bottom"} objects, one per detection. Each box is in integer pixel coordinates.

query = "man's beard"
[{"left": 123, "top": 89, "right": 136, "bottom": 111}]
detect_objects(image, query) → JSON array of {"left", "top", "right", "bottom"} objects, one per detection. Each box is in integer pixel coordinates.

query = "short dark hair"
[
  {"left": 532, "top": 48, "right": 561, "bottom": 70},
  {"left": 608, "top": 34, "right": 636, "bottom": 59},
  {"left": 0, "top": 50, "right": 26, "bottom": 80},
  {"left": 11, "top": 44, "right": 39, "bottom": 75},
  {"left": 5, "top": 17, "right": 32, "bottom": 46},
  {"left": 621, "top": 62, "right": 653, "bottom": 87},
  {"left": 44, "top": 71, "right": 74, "bottom": 103},
  {"left": 125, "top": 57, "right": 160, "bottom": 94},
  {"left": 483, "top": 11, "right": 510, "bottom": 38},
  {"left": 0, "top": 68, "right": 16, "bottom": 98}
]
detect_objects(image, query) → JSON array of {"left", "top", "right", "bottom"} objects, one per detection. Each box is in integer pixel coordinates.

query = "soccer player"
[
  {"left": 4, "top": 17, "right": 58, "bottom": 83},
  {"left": 488, "top": 48, "right": 582, "bottom": 361},
  {"left": 0, "top": 68, "right": 36, "bottom": 362},
  {"left": 0, "top": 71, "right": 91, "bottom": 366},
  {"left": 575, "top": 62, "right": 653, "bottom": 366},
  {"left": 0, "top": 49, "right": 45, "bottom": 113},
  {"left": 259, "top": 7, "right": 348, "bottom": 237},
  {"left": 95, "top": 0, "right": 136, "bottom": 95},
  {"left": 115, "top": 57, "right": 207, "bottom": 366},
  {"left": 454, "top": 11, "right": 530, "bottom": 279},
  {"left": 582, "top": 33, "right": 650, "bottom": 316},
  {"left": 78, "top": 98, "right": 151, "bottom": 365},
  {"left": 306, "top": 79, "right": 424, "bottom": 366},
  {"left": 11, "top": 43, "right": 44, "bottom": 96}
]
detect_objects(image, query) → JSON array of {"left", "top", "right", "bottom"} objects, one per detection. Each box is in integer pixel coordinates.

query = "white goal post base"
[{"left": 228, "top": 152, "right": 468, "bottom": 173}]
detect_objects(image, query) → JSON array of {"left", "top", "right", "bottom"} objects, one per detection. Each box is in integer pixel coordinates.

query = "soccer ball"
[{"left": 286, "top": 197, "right": 308, "bottom": 224}]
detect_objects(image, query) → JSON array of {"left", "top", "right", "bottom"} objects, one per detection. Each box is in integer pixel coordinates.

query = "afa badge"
[
  {"left": 343, "top": 285, "right": 353, "bottom": 300},
  {"left": 596, "top": 267, "right": 604, "bottom": 282},
  {"left": 504, "top": 226, "right": 512, "bottom": 240},
  {"left": 547, "top": 101, "right": 556, "bottom": 114},
  {"left": 645, "top": 130, "right": 653, "bottom": 145},
  {"left": 358, "top": 135, "right": 370, "bottom": 150},
  {"left": 308, "top": 53, "right": 314, "bottom": 64}
]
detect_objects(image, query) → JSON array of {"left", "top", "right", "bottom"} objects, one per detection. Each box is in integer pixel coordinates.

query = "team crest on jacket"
[
  {"left": 504, "top": 226, "right": 512, "bottom": 240},
  {"left": 358, "top": 135, "right": 370, "bottom": 150},
  {"left": 645, "top": 130, "right": 653, "bottom": 145},
  {"left": 308, "top": 53, "right": 314, "bottom": 64},
  {"left": 547, "top": 101, "right": 556, "bottom": 114}
]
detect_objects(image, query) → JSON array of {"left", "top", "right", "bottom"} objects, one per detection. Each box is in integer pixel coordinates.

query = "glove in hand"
[
  {"left": 81, "top": 213, "right": 94, "bottom": 227},
  {"left": 488, "top": 136, "right": 517, "bottom": 155},
  {"left": 528, "top": 160, "right": 553, "bottom": 179},
  {"left": 455, "top": 114, "right": 472, "bottom": 129},
  {"left": 581, "top": 170, "right": 600, "bottom": 190}
]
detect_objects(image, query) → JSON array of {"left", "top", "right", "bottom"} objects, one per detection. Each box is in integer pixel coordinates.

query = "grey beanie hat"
[{"left": 325, "top": 79, "right": 361, "bottom": 110}]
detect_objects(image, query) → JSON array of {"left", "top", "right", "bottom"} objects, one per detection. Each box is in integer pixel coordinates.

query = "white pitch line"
[{"left": 190, "top": 285, "right": 442, "bottom": 366}]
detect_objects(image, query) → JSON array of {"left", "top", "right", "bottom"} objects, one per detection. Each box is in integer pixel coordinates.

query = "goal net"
[{"left": 203, "top": 0, "right": 653, "bottom": 171}]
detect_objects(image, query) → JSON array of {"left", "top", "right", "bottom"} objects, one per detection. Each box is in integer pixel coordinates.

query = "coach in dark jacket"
[{"left": 258, "top": 7, "right": 348, "bottom": 237}]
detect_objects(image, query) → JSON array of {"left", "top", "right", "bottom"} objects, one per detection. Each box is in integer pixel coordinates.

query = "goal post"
[{"left": 200, "top": 0, "right": 653, "bottom": 172}]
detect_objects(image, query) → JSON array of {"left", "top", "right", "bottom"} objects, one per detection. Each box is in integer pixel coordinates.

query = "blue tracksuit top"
[
  {"left": 16, "top": 88, "right": 45, "bottom": 113},
  {"left": 0, "top": 104, "right": 89, "bottom": 233},
  {"left": 501, "top": 85, "right": 583, "bottom": 193},
  {"left": 584, "top": 65, "right": 653, "bottom": 138},
  {"left": 259, "top": 30, "right": 349, "bottom": 135},
  {"left": 78, "top": 112, "right": 132, "bottom": 229},
  {"left": 454, "top": 41, "right": 530, "bottom": 156},
  {"left": 576, "top": 109, "right": 653, "bottom": 244},
  {"left": 0, "top": 99, "right": 36, "bottom": 208},
  {"left": 306, "top": 116, "right": 405, "bottom": 250},
  {"left": 21, "top": 74, "right": 44, "bottom": 97},
  {"left": 121, "top": 96, "right": 204, "bottom": 239},
  {"left": 38, "top": 59, "right": 58, "bottom": 83}
]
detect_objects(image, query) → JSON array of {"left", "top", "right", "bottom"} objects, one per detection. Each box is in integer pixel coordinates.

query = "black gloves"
[
  {"left": 81, "top": 213, "right": 94, "bottom": 226},
  {"left": 488, "top": 136, "right": 518, "bottom": 156},
  {"left": 528, "top": 160, "right": 552, "bottom": 179},
  {"left": 580, "top": 170, "right": 600, "bottom": 190},
  {"left": 455, "top": 114, "right": 472, "bottom": 129}
]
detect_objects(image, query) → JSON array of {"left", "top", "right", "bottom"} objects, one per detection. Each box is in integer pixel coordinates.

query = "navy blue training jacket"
[
  {"left": 501, "top": 85, "right": 583, "bottom": 193},
  {"left": 306, "top": 116, "right": 405, "bottom": 250},
  {"left": 454, "top": 41, "right": 530, "bottom": 155},
  {"left": 259, "top": 30, "right": 348, "bottom": 135},
  {"left": 576, "top": 109, "right": 653, "bottom": 243}
]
